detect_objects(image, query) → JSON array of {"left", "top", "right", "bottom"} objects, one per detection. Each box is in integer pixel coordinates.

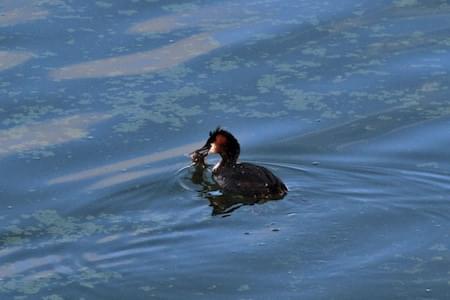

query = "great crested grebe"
[{"left": 191, "top": 127, "right": 287, "bottom": 199}]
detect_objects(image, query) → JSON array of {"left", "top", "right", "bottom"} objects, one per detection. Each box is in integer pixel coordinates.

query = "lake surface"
[{"left": 1, "top": 0, "right": 449, "bottom": 299}]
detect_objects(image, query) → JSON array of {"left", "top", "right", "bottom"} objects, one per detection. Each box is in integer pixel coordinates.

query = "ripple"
[{"left": 175, "top": 164, "right": 216, "bottom": 193}]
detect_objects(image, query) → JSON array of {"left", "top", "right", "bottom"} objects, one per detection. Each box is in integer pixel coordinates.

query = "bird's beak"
[{"left": 190, "top": 143, "right": 210, "bottom": 158}]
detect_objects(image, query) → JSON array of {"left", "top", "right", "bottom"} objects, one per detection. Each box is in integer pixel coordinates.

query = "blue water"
[{"left": 1, "top": 0, "right": 449, "bottom": 298}]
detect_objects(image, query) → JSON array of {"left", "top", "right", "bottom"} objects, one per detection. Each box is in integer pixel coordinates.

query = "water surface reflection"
[{"left": 1, "top": 0, "right": 450, "bottom": 298}]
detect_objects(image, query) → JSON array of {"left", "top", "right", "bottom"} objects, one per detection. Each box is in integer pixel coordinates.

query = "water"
[{"left": 1, "top": 0, "right": 450, "bottom": 298}]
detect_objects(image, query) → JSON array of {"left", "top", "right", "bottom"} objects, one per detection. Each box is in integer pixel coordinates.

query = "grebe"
[{"left": 191, "top": 127, "right": 287, "bottom": 199}]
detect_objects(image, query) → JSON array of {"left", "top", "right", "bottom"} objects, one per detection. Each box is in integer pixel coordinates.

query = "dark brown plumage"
[{"left": 192, "top": 127, "right": 287, "bottom": 199}]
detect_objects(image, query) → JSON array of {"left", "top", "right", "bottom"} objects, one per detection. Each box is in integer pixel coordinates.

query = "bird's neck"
[{"left": 213, "top": 154, "right": 238, "bottom": 173}]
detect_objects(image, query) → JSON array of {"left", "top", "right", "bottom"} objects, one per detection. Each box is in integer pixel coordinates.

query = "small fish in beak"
[{"left": 190, "top": 143, "right": 209, "bottom": 167}]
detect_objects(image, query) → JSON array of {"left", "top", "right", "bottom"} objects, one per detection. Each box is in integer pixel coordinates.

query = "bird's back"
[{"left": 214, "top": 162, "right": 287, "bottom": 198}]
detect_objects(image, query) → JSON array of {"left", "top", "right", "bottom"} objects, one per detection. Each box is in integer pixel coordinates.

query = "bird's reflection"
[{"left": 189, "top": 163, "right": 273, "bottom": 216}]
